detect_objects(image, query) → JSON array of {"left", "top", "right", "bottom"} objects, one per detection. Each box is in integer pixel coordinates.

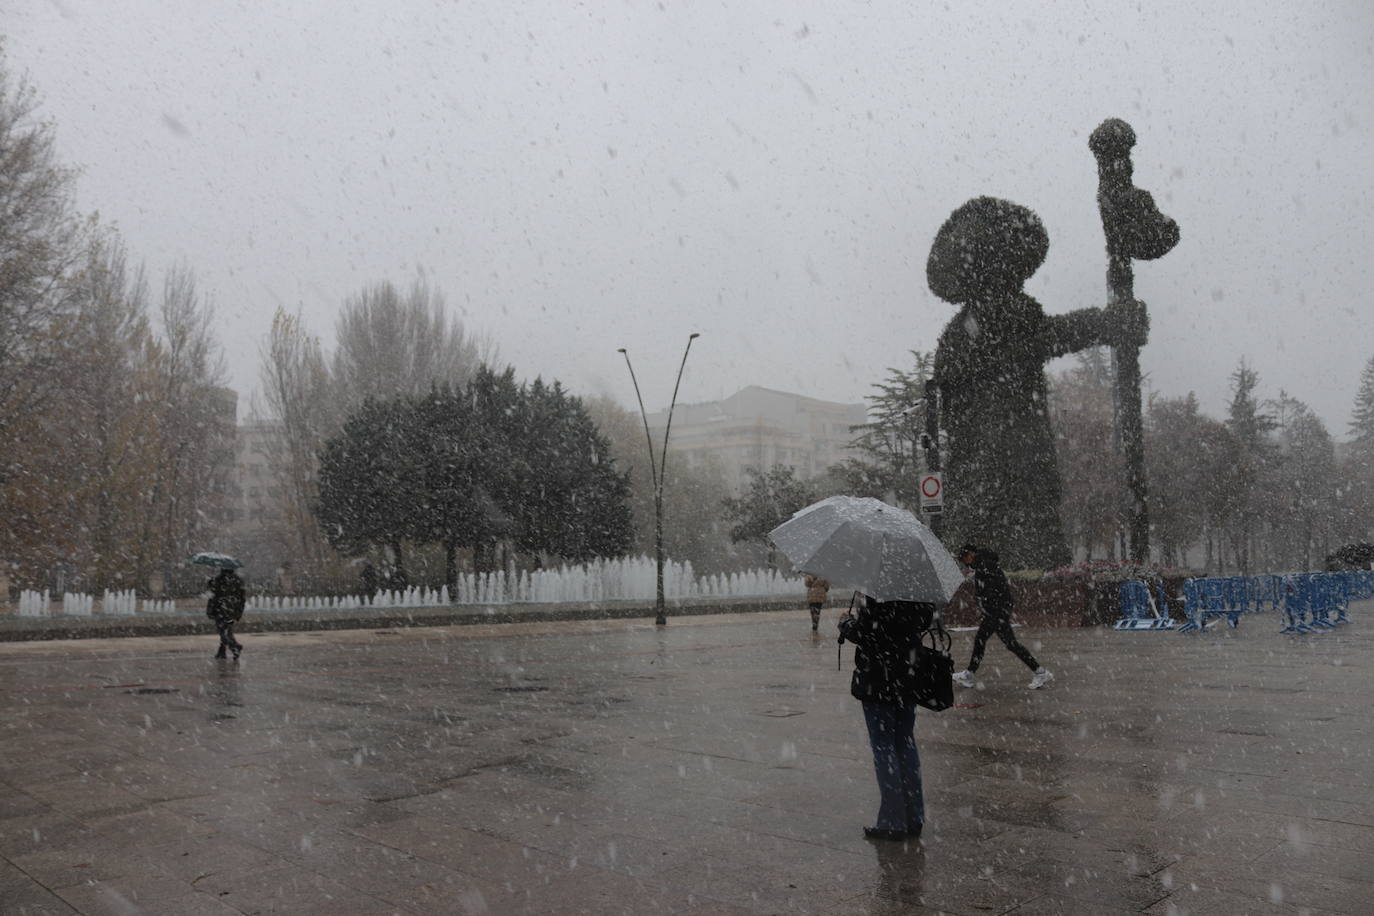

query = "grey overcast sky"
[{"left": 5, "top": 1, "right": 1372, "bottom": 432}]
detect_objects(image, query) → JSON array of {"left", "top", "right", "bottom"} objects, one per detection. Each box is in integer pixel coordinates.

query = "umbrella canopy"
[
  {"left": 769, "top": 495, "right": 964, "bottom": 604},
  {"left": 188, "top": 552, "right": 242, "bottom": 569}
]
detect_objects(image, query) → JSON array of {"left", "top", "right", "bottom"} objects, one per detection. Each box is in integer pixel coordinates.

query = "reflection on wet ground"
[{"left": 2, "top": 607, "right": 1373, "bottom": 914}]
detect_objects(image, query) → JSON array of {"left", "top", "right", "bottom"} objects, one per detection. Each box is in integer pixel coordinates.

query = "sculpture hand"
[{"left": 1106, "top": 298, "right": 1149, "bottom": 349}]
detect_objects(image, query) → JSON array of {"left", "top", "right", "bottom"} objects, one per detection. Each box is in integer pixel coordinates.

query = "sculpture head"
[{"left": 926, "top": 196, "right": 1049, "bottom": 305}]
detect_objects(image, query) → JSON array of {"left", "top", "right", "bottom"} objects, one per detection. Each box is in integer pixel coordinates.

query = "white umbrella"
[
  {"left": 188, "top": 551, "right": 242, "bottom": 569},
  {"left": 769, "top": 495, "right": 964, "bottom": 603}
]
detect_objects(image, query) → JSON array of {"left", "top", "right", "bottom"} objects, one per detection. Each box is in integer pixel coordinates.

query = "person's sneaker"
[
  {"left": 1028, "top": 668, "right": 1054, "bottom": 689},
  {"left": 952, "top": 669, "right": 975, "bottom": 688}
]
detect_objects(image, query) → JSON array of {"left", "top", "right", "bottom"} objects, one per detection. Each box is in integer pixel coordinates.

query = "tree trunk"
[
  {"left": 390, "top": 540, "right": 407, "bottom": 589},
  {"left": 445, "top": 540, "right": 458, "bottom": 597}
]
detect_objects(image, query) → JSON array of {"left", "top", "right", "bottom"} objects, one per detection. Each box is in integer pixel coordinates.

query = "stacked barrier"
[{"left": 1168, "top": 571, "right": 1365, "bottom": 635}]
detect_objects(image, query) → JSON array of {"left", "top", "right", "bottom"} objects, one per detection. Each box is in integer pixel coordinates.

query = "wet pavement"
[{"left": 2, "top": 606, "right": 1372, "bottom": 915}]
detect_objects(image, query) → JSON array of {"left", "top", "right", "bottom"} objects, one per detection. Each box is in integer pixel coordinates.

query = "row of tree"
[
  {"left": 5, "top": 36, "right": 1370, "bottom": 591},
  {"left": 0, "top": 50, "right": 231, "bottom": 592},
  {"left": 718, "top": 348, "right": 1374, "bottom": 576},
  {"left": 1055, "top": 351, "right": 1374, "bottom": 574}
]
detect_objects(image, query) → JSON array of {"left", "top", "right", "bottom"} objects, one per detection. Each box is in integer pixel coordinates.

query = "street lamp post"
[{"left": 618, "top": 333, "right": 700, "bottom": 626}]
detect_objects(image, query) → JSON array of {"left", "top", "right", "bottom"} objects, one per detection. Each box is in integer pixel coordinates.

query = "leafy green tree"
[
  {"left": 1265, "top": 392, "right": 1336, "bottom": 570},
  {"left": 722, "top": 464, "right": 815, "bottom": 566},
  {"left": 1144, "top": 393, "right": 1214, "bottom": 568},
  {"left": 321, "top": 370, "right": 635, "bottom": 592},
  {"left": 1343, "top": 356, "right": 1374, "bottom": 544},
  {"left": 317, "top": 397, "right": 426, "bottom": 582},
  {"left": 409, "top": 385, "right": 488, "bottom": 590},
  {"left": 829, "top": 352, "right": 930, "bottom": 510},
  {"left": 513, "top": 378, "right": 632, "bottom": 563},
  {"left": 1224, "top": 361, "right": 1277, "bottom": 574},
  {"left": 461, "top": 365, "right": 525, "bottom": 572}
]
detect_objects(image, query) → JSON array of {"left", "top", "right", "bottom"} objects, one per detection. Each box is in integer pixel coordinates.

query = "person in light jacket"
[{"left": 804, "top": 574, "right": 831, "bottom": 632}]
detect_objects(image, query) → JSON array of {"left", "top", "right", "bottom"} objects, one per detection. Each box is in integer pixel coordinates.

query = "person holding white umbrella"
[
  {"left": 837, "top": 596, "right": 933, "bottom": 840},
  {"left": 770, "top": 496, "right": 962, "bottom": 842}
]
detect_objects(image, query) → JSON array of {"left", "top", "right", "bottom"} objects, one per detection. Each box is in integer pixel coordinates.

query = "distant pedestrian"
[
  {"left": 837, "top": 595, "right": 932, "bottom": 841},
  {"left": 804, "top": 573, "right": 831, "bottom": 632},
  {"left": 360, "top": 562, "right": 379, "bottom": 599},
  {"left": 206, "top": 568, "right": 246, "bottom": 660},
  {"left": 952, "top": 545, "right": 1053, "bottom": 689}
]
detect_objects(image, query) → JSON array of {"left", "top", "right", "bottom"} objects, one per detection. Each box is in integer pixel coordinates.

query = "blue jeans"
[{"left": 861, "top": 701, "right": 924, "bottom": 832}]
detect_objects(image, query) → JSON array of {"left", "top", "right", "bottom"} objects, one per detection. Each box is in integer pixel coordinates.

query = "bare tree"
[
  {"left": 1049, "top": 349, "right": 1123, "bottom": 560},
  {"left": 0, "top": 43, "right": 87, "bottom": 439},
  {"left": 139, "top": 264, "right": 233, "bottom": 588},
  {"left": 257, "top": 308, "right": 336, "bottom": 571},
  {"left": 331, "top": 279, "right": 494, "bottom": 409},
  {"left": 62, "top": 232, "right": 159, "bottom": 587}
]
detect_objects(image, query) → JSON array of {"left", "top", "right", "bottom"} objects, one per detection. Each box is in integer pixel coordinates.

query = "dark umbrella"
[{"left": 189, "top": 552, "right": 242, "bottom": 569}]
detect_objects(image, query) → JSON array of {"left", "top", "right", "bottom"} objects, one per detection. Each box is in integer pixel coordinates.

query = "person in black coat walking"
[
  {"left": 952, "top": 545, "right": 1053, "bottom": 689},
  {"left": 837, "top": 596, "right": 935, "bottom": 841},
  {"left": 206, "top": 569, "right": 246, "bottom": 660}
]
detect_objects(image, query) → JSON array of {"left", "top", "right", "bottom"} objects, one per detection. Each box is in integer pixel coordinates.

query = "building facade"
[{"left": 646, "top": 386, "right": 867, "bottom": 493}]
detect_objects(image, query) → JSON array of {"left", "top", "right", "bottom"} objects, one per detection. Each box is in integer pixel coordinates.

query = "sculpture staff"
[{"left": 1088, "top": 119, "right": 1180, "bottom": 563}]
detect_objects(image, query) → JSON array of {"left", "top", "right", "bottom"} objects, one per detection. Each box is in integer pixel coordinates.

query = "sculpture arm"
[{"left": 1044, "top": 300, "right": 1148, "bottom": 358}]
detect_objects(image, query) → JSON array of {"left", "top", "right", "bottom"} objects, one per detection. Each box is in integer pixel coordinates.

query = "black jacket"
[
  {"left": 838, "top": 598, "right": 936, "bottom": 708},
  {"left": 969, "top": 549, "right": 1014, "bottom": 619},
  {"left": 207, "top": 571, "right": 246, "bottom": 622}
]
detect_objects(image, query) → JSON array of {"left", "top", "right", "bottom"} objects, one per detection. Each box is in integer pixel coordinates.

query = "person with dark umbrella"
[
  {"left": 207, "top": 568, "right": 246, "bottom": 660},
  {"left": 952, "top": 544, "right": 1053, "bottom": 689}
]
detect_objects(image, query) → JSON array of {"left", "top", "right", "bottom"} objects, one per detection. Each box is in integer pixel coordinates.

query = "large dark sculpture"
[{"left": 927, "top": 197, "right": 1147, "bottom": 570}]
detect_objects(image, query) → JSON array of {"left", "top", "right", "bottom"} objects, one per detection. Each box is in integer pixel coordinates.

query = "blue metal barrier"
[
  {"left": 1178, "top": 577, "right": 1239, "bottom": 632},
  {"left": 1114, "top": 579, "right": 1175, "bottom": 630},
  {"left": 1281, "top": 574, "right": 1314, "bottom": 634},
  {"left": 1247, "top": 574, "right": 1282, "bottom": 611},
  {"left": 1226, "top": 576, "right": 1250, "bottom": 615},
  {"left": 1202, "top": 578, "right": 1241, "bottom": 628},
  {"left": 1322, "top": 574, "right": 1350, "bottom": 625},
  {"left": 1157, "top": 570, "right": 1362, "bottom": 635}
]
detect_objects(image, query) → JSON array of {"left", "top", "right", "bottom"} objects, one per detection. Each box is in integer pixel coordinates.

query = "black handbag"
[
  {"left": 839, "top": 595, "right": 955, "bottom": 712},
  {"left": 906, "top": 625, "right": 955, "bottom": 712}
]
